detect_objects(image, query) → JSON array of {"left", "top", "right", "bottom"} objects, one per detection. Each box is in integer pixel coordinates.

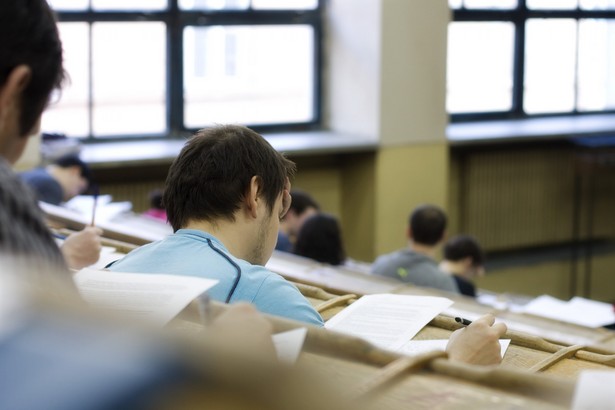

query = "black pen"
[{"left": 455, "top": 317, "right": 472, "bottom": 326}]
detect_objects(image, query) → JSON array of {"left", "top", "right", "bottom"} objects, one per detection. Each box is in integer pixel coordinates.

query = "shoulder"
[
  {"left": 372, "top": 249, "right": 406, "bottom": 271},
  {"left": 250, "top": 269, "right": 324, "bottom": 326}
]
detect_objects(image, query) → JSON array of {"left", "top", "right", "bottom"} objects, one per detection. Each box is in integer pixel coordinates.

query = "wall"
[{"left": 326, "top": 0, "right": 451, "bottom": 261}]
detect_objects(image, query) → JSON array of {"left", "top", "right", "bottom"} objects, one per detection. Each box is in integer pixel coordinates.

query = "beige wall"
[{"left": 323, "top": 0, "right": 450, "bottom": 261}]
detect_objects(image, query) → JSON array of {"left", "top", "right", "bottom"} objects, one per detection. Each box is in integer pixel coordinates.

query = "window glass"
[
  {"left": 580, "top": 0, "right": 615, "bottom": 9},
  {"left": 92, "top": 23, "right": 166, "bottom": 137},
  {"left": 527, "top": 0, "right": 578, "bottom": 9},
  {"left": 524, "top": 19, "right": 577, "bottom": 113},
  {"left": 42, "top": 23, "right": 90, "bottom": 138},
  {"left": 252, "top": 0, "right": 318, "bottom": 9},
  {"left": 447, "top": 22, "right": 515, "bottom": 113},
  {"left": 47, "top": 0, "right": 88, "bottom": 11},
  {"left": 183, "top": 25, "right": 314, "bottom": 128},
  {"left": 577, "top": 19, "right": 615, "bottom": 111},
  {"left": 464, "top": 0, "right": 517, "bottom": 9},
  {"left": 92, "top": 0, "right": 167, "bottom": 10},
  {"left": 179, "top": 0, "right": 249, "bottom": 10}
]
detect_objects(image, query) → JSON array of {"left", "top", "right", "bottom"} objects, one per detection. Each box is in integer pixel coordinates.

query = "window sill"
[
  {"left": 447, "top": 114, "right": 615, "bottom": 146},
  {"left": 80, "top": 130, "right": 378, "bottom": 169}
]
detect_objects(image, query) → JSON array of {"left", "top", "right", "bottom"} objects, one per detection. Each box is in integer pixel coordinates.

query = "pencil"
[{"left": 91, "top": 184, "right": 99, "bottom": 226}]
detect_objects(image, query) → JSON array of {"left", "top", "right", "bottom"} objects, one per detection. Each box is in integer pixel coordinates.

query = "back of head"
[
  {"left": 0, "top": 0, "right": 64, "bottom": 137},
  {"left": 164, "top": 125, "right": 296, "bottom": 231},
  {"left": 54, "top": 154, "right": 91, "bottom": 182},
  {"left": 293, "top": 213, "right": 345, "bottom": 265},
  {"left": 409, "top": 204, "right": 447, "bottom": 246},
  {"left": 443, "top": 235, "right": 484, "bottom": 266},
  {"left": 289, "top": 190, "right": 320, "bottom": 215}
]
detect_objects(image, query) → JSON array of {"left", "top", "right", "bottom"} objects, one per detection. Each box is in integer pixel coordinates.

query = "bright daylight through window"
[
  {"left": 43, "top": 0, "right": 320, "bottom": 140},
  {"left": 447, "top": 0, "right": 615, "bottom": 121}
]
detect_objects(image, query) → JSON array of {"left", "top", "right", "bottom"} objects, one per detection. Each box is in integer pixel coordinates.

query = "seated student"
[
  {"left": 0, "top": 0, "right": 101, "bottom": 270},
  {"left": 276, "top": 190, "right": 320, "bottom": 252},
  {"left": 439, "top": 235, "right": 485, "bottom": 298},
  {"left": 109, "top": 125, "right": 324, "bottom": 326},
  {"left": 294, "top": 213, "right": 346, "bottom": 266},
  {"left": 20, "top": 153, "right": 90, "bottom": 205},
  {"left": 142, "top": 189, "right": 168, "bottom": 222},
  {"left": 371, "top": 204, "right": 459, "bottom": 293}
]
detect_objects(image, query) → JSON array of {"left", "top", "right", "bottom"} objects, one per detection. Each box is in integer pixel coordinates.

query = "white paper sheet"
[
  {"left": 74, "top": 268, "right": 218, "bottom": 326},
  {"left": 522, "top": 295, "right": 615, "bottom": 328},
  {"left": 272, "top": 328, "right": 308, "bottom": 364},
  {"left": 572, "top": 370, "right": 615, "bottom": 410},
  {"left": 398, "top": 339, "right": 511, "bottom": 358},
  {"left": 325, "top": 294, "right": 453, "bottom": 350}
]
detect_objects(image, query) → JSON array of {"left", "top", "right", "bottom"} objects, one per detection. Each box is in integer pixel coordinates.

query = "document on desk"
[
  {"left": 399, "top": 339, "right": 511, "bottom": 358},
  {"left": 522, "top": 295, "right": 615, "bottom": 328},
  {"left": 325, "top": 294, "right": 453, "bottom": 350},
  {"left": 74, "top": 268, "right": 218, "bottom": 326},
  {"left": 572, "top": 370, "right": 615, "bottom": 410}
]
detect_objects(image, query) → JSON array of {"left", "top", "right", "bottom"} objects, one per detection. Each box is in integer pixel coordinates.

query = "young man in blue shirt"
[{"left": 109, "top": 125, "right": 324, "bottom": 326}]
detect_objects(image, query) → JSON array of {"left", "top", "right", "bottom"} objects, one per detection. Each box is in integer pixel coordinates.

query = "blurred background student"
[
  {"left": 439, "top": 234, "right": 485, "bottom": 298},
  {"left": 19, "top": 153, "right": 91, "bottom": 205},
  {"left": 143, "top": 189, "right": 167, "bottom": 223},
  {"left": 293, "top": 213, "right": 346, "bottom": 266},
  {"left": 276, "top": 190, "right": 320, "bottom": 253}
]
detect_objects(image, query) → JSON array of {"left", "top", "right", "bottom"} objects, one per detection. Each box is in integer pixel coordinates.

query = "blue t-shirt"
[{"left": 108, "top": 229, "right": 324, "bottom": 326}]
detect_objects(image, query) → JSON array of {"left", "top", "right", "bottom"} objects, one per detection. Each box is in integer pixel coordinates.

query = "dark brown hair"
[
  {"left": 294, "top": 213, "right": 346, "bottom": 266},
  {"left": 0, "top": 0, "right": 65, "bottom": 137},
  {"left": 164, "top": 125, "right": 296, "bottom": 231},
  {"left": 408, "top": 204, "right": 447, "bottom": 246}
]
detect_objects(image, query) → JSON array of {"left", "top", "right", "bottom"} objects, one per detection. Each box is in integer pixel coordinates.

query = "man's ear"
[
  {"left": 0, "top": 65, "right": 32, "bottom": 119},
  {"left": 245, "top": 175, "right": 261, "bottom": 219}
]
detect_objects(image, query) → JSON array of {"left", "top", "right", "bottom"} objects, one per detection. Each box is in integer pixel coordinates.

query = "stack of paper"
[{"left": 522, "top": 295, "right": 615, "bottom": 328}]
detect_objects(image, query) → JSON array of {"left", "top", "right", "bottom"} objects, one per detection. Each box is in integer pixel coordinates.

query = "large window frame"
[
  {"left": 451, "top": 2, "right": 615, "bottom": 123},
  {"left": 53, "top": 0, "right": 323, "bottom": 141}
]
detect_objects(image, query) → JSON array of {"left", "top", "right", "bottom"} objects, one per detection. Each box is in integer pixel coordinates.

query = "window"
[
  {"left": 43, "top": 0, "right": 321, "bottom": 140},
  {"left": 447, "top": 0, "right": 615, "bottom": 121}
]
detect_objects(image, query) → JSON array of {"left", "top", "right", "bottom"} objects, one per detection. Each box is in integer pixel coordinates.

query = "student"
[
  {"left": 371, "top": 204, "right": 459, "bottom": 293},
  {"left": 294, "top": 213, "right": 346, "bottom": 266},
  {"left": 0, "top": 0, "right": 101, "bottom": 269},
  {"left": 142, "top": 189, "right": 168, "bottom": 222},
  {"left": 439, "top": 235, "right": 485, "bottom": 298},
  {"left": 20, "top": 153, "right": 90, "bottom": 205},
  {"left": 276, "top": 190, "right": 320, "bottom": 252},
  {"left": 108, "top": 125, "right": 324, "bottom": 326}
]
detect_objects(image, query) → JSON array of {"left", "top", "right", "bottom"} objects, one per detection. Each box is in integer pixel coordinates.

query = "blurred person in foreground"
[{"left": 0, "top": 0, "right": 100, "bottom": 269}]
